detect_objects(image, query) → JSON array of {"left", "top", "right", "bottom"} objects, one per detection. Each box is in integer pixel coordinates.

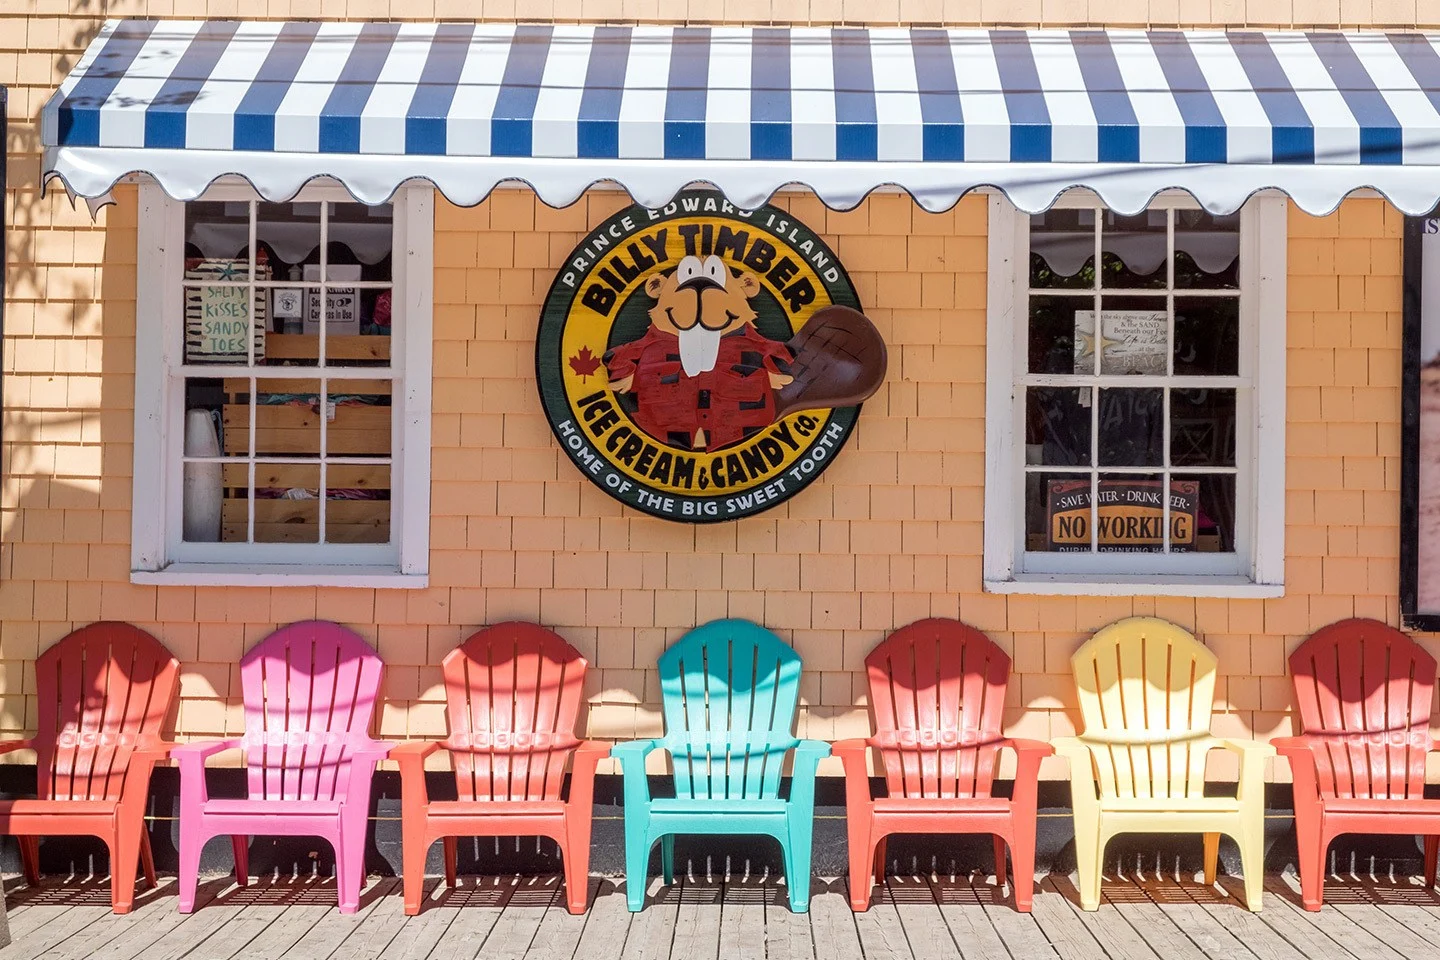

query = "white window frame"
[
  {"left": 983, "top": 192, "right": 1286, "bottom": 597},
  {"left": 130, "top": 179, "right": 432, "bottom": 588}
]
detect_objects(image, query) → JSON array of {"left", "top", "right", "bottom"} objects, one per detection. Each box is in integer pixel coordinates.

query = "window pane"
[
  {"left": 1026, "top": 387, "right": 1092, "bottom": 466},
  {"left": 1099, "top": 210, "right": 1167, "bottom": 289},
  {"left": 1029, "top": 295, "right": 1089, "bottom": 374},
  {"left": 253, "top": 462, "right": 321, "bottom": 544},
  {"left": 256, "top": 201, "right": 322, "bottom": 278},
  {"left": 185, "top": 200, "right": 249, "bottom": 261},
  {"left": 1097, "top": 388, "right": 1164, "bottom": 466},
  {"left": 1095, "top": 473, "right": 1166, "bottom": 552},
  {"left": 327, "top": 203, "right": 393, "bottom": 283},
  {"left": 1171, "top": 389, "right": 1237, "bottom": 467},
  {"left": 1091, "top": 295, "right": 1168, "bottom": 376},
  {"left": 325, "top": 463, "right": 391, "bottom": 544},
  {"left": 1174, "top": 209, "right": 1240, "bottom": 289},
  {"left": 1026, "top": 472, "right": 1091, "bottom": 552},
  {"left": 327, "top": 387, "right": 392, "bottom": 459},
  {"left": 1178, "top": 473, "right": 1237, "bottom": 553},
  {"left": 183, "top": 200, "right": 265, "bottom": 365},
  {"left": 182, "top": 378, "right": 239, "bottom": 543},
  {"left": 1029, "top": 208, "right": 1095, "bottom": 290},
  {"left": 1173, "top": 297, "right": 1240, "bottom": 375}
]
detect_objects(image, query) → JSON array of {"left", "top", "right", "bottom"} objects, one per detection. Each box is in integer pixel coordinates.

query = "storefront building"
[{"left": 3, "top": 1, "right": 1439, "bottom": 857}]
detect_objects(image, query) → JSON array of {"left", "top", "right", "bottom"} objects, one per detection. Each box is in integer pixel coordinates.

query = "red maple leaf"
[{"left": 568, "top": 345, "right": 602, "bottom": 382}]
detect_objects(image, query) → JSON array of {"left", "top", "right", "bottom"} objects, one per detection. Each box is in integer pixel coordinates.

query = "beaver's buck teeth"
[{"left": 679, "top": 325, "right": 723, "bottom": 377}]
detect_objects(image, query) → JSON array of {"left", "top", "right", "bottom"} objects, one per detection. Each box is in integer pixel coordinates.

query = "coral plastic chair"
[
  {"left": 1274, "top": 618, "right": 1440, "bottom": 910},
  {"left": 1053, "top": 617, "right": 1273, "bottom": 911},
  {"left": 612, "top": 619, "right": 830, "bottom": 913},
  {"left": 0, "top": 623, "right": 179, "bottom": 913},
  {"left": 833, "top": 619, "right": 1052, "bottom": 911},
  {"left": 391, "top": 622, "right": 608, "bottom": 916},
  {"left": 172, "top": 621, "right": 391, "bottom": 913}
]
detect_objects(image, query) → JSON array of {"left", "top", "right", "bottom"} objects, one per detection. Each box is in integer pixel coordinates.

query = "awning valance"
[{"left": 40, "top": 20, "right": 1440, "bottom": 215}]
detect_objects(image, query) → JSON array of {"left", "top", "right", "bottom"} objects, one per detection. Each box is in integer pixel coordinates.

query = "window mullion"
[
  {"left": 1090, "top": 211, "right": 1102, "bottom": 553},
  {"left": 1163, "top": 208, "right": 1174, "bottom": 555}
]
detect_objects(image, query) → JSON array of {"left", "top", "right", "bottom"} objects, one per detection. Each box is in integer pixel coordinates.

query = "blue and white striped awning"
[{"left": 40, "top": 20, "right": 1440, "bottom": 214}]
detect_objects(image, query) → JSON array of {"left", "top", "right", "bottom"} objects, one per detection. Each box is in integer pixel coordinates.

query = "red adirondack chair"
[
  {"left": 833, "top": 619, "right": 1052, "bottom": 912},
  {"left": 391, "top": 622, "right": 607, "bottom": 915},
  {"left": 1274, "top": 618, "right": 1440, "bottom": 910},
  {"left": 0, "top": 622, "right": 180, "bottom": 913},
  {"left": 172, "top": 621, "right": 391, "bottom": 914}
]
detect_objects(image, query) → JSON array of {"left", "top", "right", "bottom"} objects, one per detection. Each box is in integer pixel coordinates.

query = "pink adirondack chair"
[
  {"left": 172, "top": 621, "right": 391, "bottom": 913},
  {"left": 1274, "top": 618, "right": 1440, "bottom": 910}
]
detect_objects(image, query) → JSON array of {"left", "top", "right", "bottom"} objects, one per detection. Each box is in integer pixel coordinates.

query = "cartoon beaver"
[{"left": 604, "top": 254, "right": 797, "bottom": 451}]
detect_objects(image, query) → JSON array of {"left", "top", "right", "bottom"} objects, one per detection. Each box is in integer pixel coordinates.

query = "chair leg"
[
  {"left": 660, "top": 835, "right": 676, "bottom": 886},
  {"left": 140, "top": 829, "right": 157, "bottom": 890},
  {"left": 335, "top": 841, "right": 365, "bottom": 915},
  {"left": 443, "top": 836, "right": 458, "bottom": 888},
  {"left": 232, "top": 836, "right": 249, "bottom": 887},
  {"left": 873, "top": 836, "right": 888, "bottom": 886},
  {"left": 993, "top": 835, "right": 1009, "bottom": 889},
  {"left": 109, "top": 823, "right": 143, "bottom": 915},
  {"left": 1009, "top": 827, "right": 1038, "bottom": 914},
  {"left": 848, "top": 830, "right": 877, "bottom": 912},
  {"left": 1074, "top": 825, "right": 1105, "bottom": 912},
  {"left": 1202, "top": 832, "right": 1220, "bottom": 886},
  {"left": 624, "top": 833, "right": 651, "bottom": 913},
  {"left": 781, "top": 825, "right": 814, "bottom": 914},
  {"left": 1298, "top": 834, "right": 1327, "bottom": 911},
  {"left": 177, "top": 825, "right": 204, "bottom": 914},
  {"left": 19, "top": 836, "right": 40, "bottom": 886},
  {"left": 1234, "top": 824, "right": 1265, "bottom": 913},
  {"left": 1424, "top": 836, "right": 1439, "bottom": 889},
  {"left": 402, "top": 826, "right": 430, "bottom": 917},
  {"left": 560, "top": 830, "right": 592, "bottom": 916}
]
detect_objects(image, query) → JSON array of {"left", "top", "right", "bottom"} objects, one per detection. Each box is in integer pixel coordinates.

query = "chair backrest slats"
[
  {"left": 659, "top": 620, "right": 801, "bottom": 801},
  {"left": 35, "top": 623, "right": 179, "bottom": 802},
  {"left": 866, "top": 619, "right": 1009, "bottom": 799},
  {"left": 241, "top": 621, "right": 383, "bottom": 802},
  {"left": 442, "top": 623, "right": 586, "bottom": 802},
  {"left": 1289, "top": 618, "right": 1435, "bottom": 800},
  {"left": 1071, "top": 618, "right": 1216, "bottom": 800}
]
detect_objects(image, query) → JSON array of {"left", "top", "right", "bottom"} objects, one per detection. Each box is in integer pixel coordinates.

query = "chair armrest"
[
  {"left": 612, "top": 739, "right": 664, "bottom": 809},
  {"left": 390, "top": 740, "right": 443, "bottom": 763},
  {"left": 350, "top": 741, "right": 399, "bottom": 764},
  {"left": 999, "top": 738, "right": 1053, "bottom": 812},
  {"left": 1051, "top": 736, "right": 1102, "bottom": 814},
  {"left": 1212, "top": 738, "right": 1274, "bottom": 802},
  {"left": 129, "top": 740, "right": 180, "bottom": 763},
  {"left": 172, "top": 738, "right": 244, "bottom": 807},
  {"left": 786, "top": 740, "right": 831, "bottom": 814},
  {"left": 0, "top": 739, "right": 35, "bottom": 757},
  {"left": 831, "top": 738, "right": 875, "bottom": 811},
  {"left": 566, "top": 740, "right": 611, "bottom": 811}
]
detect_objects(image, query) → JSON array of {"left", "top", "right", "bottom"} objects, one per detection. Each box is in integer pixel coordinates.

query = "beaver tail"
[{"left": 774, "top": 305, "right": 889, "bottom": 419}]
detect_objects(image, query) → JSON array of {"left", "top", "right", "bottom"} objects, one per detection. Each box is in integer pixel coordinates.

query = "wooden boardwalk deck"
[{"left": 0, "top": 870, "right": 1437, "bottom": 959}]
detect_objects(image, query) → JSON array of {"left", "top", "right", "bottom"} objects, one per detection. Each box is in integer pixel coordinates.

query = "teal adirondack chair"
[{"left": 612, "top": 619, "right": 830, "bottom": 912}]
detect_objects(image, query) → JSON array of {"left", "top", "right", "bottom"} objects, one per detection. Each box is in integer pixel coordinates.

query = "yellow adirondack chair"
[{"left": 1053, "top": 617, "right": 1274, "bottom": 912}]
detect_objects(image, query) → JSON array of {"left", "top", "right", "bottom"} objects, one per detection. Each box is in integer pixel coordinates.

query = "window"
[
  {"left": 983, "top": 193, "right": 1285, "bottom": 596},
  {"left": 132, "top": 182, "right": 432, "bottom": 586}
]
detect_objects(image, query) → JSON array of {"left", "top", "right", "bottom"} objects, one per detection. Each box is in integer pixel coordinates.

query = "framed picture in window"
[
  {"left": 184, "top": 257, "right": 268, "bottom": 363},
  {"left": 1401, "top": 216, "right": 1440, "bottom": 629}
]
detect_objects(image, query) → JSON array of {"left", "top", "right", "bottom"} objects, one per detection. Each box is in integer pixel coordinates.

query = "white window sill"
[
  {"left": 131, "top": 564, "right": 428, "bottom": 589},
  {"left": 984, "top": 575, "right": 1284, "bottom": 598}
]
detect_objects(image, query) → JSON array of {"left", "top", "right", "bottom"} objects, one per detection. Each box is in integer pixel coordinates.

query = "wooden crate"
[{"left": 219, "top": 367, "right": 391, "bottom": 543}]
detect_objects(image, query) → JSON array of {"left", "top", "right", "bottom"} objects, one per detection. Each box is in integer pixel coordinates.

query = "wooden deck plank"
[
  {"left": 1099, "top": 873, "right": 1211, "bottom": 960},
  {"left": 55, "top": 879, "right": 228, "bottom": 960},
  {"left": 374, "top": 881, "right": 459, "bottom": 960},
  {"left": 883, "top": 874, "right": 962, "bottom": 960},
  {"left": 971, "top": 873, "right": 1060, "bottom": 960},
  {"left": 0, "top": 903, "right": 111, "bottom": 960},
  {"left": 522, "top": 878, "right": 599, "bottom": 960},
  {"left": 1169, "top": 879, "right": 1307, "bottom": 960},
  {"left": 422, "top": 875, "right": 519, "bottom": 960},
  {"left": 670, "top": 874, "right": 722, "bottom": 960},
  {"left": 121, "top": 880, "right": 262, "bottom": 960},
  {"left": 277, "top": 878, "right": 400, "bottom": 960},
  {"left": 183, "top": 877, "right": 314, "bottom": 960},
  {"left": 1026, "top": 876, "right": 1110, "bottom": 960},
  {"left": 618, "top": 879, "right": 680, "bottom": 960},
  {"left": 765, "top": 877, "right": 821, "bottom": 960},
  {"left": 849, "top": 876, "right": 913, "bottom": 959},
  {"left": 1207, "top": 877, "right": 1355, "bottom": 960},
  {"left": 1256, "top": 876, "right": 1405, "bottom": 960},
  {"left": 469, "top": 875, "right": 561, "bottom": 960},
  {"left": 1047, "top": 874, "right": 1163, "bottom": 960},
  {"left": 570, "top": 879, "right": 633, "bottom": 960},
  {"left": 1350, "top": 879, "right": 1440, "bottom": 942},
  {"left": 332, "top": 875, "right": 422, "bottom": 960},
  {"left": 717, "top": 876, "right": 766, "bottom": 960},
  {"left": 1133, "top": 876, "right": 1261, "bottom": 960}
]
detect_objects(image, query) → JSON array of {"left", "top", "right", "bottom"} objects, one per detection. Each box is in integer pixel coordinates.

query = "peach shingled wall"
[{"left": 3, "top": 4, "right": 1438, "bottom": 780}]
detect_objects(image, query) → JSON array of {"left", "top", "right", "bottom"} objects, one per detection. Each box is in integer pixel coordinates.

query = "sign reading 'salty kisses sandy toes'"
[{"left": 537, "top": 191, "right": 888, "bottom": 522}]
